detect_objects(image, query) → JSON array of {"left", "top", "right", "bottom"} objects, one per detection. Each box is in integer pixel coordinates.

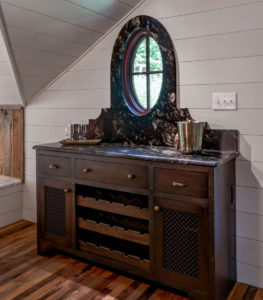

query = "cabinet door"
[
  {"left": 154, "top": 197, "right": 209, "bottom": 291},
  {"left": 38, "top": 178, "right": 73, "bottom": 248}
]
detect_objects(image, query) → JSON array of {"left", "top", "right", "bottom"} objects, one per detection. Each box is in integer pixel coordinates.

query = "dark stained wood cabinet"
[{"left": 34, "top": 143, "right": 236, "bottom": 300}]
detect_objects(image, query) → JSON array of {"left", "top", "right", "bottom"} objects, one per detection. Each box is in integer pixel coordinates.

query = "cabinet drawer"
[
  {"left": 75, "top": 159, "right": 148, "bottom": 189},
  {"left": 154, "top": 168, "right": 208, "bottom": 198},
  {"left": 38, "top": 154, "right": 71, "bottom": 177}
]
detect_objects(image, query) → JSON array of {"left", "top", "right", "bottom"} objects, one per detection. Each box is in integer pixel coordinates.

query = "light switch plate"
[{"left": 212, "top": 93, "right": 237, "bottom": 110}]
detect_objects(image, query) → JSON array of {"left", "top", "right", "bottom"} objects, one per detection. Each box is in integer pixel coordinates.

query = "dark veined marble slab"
[{"left": 33, "top": 142, "right": 238, "bottom": 167}]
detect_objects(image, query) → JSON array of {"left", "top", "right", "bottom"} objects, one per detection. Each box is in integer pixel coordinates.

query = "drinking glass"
[
  {"left": 65, "top": 121, "right": 72, "bottom": 140},
  {"left": 80, "top": 121, "right": 88, "bottom": 141}
]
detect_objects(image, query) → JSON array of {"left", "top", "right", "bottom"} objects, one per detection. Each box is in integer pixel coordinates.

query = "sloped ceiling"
[
  {"left": 0, "top": 0, "right": 141, "bottom": 104},
  {"left": 0, "top": 27, "right": 23, "bottom": 106}
]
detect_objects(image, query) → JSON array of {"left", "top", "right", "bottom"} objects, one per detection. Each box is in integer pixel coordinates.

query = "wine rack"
[{"left": 76, "top": 185, "right": 150, "bottom": 270}]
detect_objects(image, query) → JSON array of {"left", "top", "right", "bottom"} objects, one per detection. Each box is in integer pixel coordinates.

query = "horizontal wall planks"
[
  {"left": 236, "top": 161, "right": 263, "bottom": 188},
  {"left": 237, "top": 186, "right": 263, "bottom": 215},
  {"left": 175, "top": 29, "right": 263, "bottom": 63},
  {"left": 49, "top": 69, "right": 110, "bottom": 90},
  {"left": 161, "top": 2, "right": 263, "bottom": 40},
  {"left": 239, "top": 135, "right": 263, "bottom": 162},
  {"left": 140, "top": 0, "right": 263, "bottom": 19},
  {"left": 237, "top": 211, "right": 263, "bottom": 241},
  {"left": 25, "top": 126, "right": 64, "bottom": 144},
  {"left": 22, "top": 207, "right": 36, "bottom": 222},
  {"left": 237, "top": 262, "right": 263, "bottom": 288},
  {"left": 179, "top": 83, "right": 263, "bottom": 109},
  {"left": 237, "top": 237, "right": 263, "bottom": 269},
  {"left": 179, "top": 56, "right": 263, "bottom": 85},
  {"left": 28, "top": 89, "right": 110, "bottom": 109},
  {"left": 71, "top": 48, "right": 112, "bottom": 71},
  {"left": 23, "top": 190, "right": 36, "bottom": 211},
  {"left": 25, "top": 108, "right": 101, "bottom": 127},
  {"left": 189, "top": 109, "right": 263, "bottom": 135}
]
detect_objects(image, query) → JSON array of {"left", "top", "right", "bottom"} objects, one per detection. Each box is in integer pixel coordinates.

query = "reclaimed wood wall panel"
[
  {"left": 0, "top": 108, "right": 24, "bottom": 181},
  {"left": 0, "top": 109, "right": 12, "bottom": 176}
]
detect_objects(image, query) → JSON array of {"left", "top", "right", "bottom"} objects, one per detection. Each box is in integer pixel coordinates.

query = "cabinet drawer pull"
[
  {"left": 154, "top": 205, "right": 160, "bottom": 213},
  {"left": 127, "top": 174, "right": 135, "bottom": 180},
  {"left": 83, "top": 168, "right": 91, "bottom": 173},
  {"left": 172, "top": 181, "right": 186, "bottom": 188},
  {"left": 49, "top": 164, "right": 59, "bottom": 169},
  {"left": 64, "top": 188, "right": 71, "bottom": 193}
]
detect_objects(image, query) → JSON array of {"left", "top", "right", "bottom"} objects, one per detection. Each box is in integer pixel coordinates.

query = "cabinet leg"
[{"left": 38, "top": 239, "right": 54, "bottom": 257}]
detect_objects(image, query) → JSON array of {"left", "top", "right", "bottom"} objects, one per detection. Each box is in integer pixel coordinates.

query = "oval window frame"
[{"left": 121, "top": 28, "right": 164, "bottom": 116}]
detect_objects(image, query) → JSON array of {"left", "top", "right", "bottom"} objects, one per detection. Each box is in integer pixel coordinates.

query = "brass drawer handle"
[
  {"left": 83, "top": 168, "right": 91, "bottom": 173},
  {"left": 127, "top": 174, "right": 135, "bottom": 180},
  {"left": 154, "top": 205, "right": 160, "bottom": 213},
  {"left": 49, "top": 164, "right": 59, "bottom": 169},
  {"left": 172, "top": 181, "right": 186, "bottom": 188},
  {"left": 64, "top": 188, "right": 71, "bottom": 193}
]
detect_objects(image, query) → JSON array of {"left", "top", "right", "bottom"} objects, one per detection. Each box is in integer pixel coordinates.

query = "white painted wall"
[
  {"left": 0, "top": 28, "right": 22, "bottom": 105},
  {"left": 24, "top": 0, "right": 263, "bottom": 287}
]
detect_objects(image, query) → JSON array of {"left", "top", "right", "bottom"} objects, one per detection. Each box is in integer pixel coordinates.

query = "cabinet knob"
[
  {"left": 154, "top": 205, "right": 160, "bottom": 213},
  {"left": 49, "top": 164, "right": 59, "bottom": 169},
  {"left": 127, "top": 174, "right": 135, "bottom": 180},
  {"left": 172, "top": 181, "right": 186, "bottom": 188},
  {"left": 83, "top": 168, "right": 91, "bottom": 173},
  {"left": 64, "top": 188, "right": 71, "bottom": 193}
]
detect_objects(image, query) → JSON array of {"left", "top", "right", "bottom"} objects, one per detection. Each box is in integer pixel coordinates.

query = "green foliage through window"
[{"left": 132, "top": 36, "right": 163, "bottom": 110}]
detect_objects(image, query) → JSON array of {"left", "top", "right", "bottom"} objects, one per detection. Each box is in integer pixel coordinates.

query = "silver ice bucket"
[{"left": 177, "top": 120, "right": 205, "bottom": 154}]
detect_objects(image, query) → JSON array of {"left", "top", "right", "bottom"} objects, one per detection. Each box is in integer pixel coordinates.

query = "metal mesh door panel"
[
  {"left": 44, "top": 186, "right": 66, "bottom": 238},
  {"left": 163, "top": 208, "right": 199, "bottom": 278}
]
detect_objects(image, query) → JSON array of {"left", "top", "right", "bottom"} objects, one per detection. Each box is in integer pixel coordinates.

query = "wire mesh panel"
[
  {"left": 44, "top": 186, "right": 66, "bottom": 238},
  {"left": 163, "top": 208, "right": 199, "bottom": 278}
]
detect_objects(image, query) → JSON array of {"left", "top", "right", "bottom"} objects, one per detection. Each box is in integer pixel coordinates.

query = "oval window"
[{"left": 122, "top": 29, "right": 163, "bottom": 116}]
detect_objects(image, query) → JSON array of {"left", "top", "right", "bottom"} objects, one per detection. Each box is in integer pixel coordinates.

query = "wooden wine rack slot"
[
  {"left": 78, "top": 240, "right": 150, "bottom": 271},
  {"left": 78, "top": 217, "right": 150, "bottom": 246},
  {"left": 76, "top": 195, "right": 149, "bottom": 220}
]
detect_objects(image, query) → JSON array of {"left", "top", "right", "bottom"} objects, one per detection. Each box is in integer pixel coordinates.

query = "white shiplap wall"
[
  {"left": 0, "top": 28, "right": 22, "bottom": 105},
  {"left": 25, "top": 0, "right": 263, "bottom": 287}
]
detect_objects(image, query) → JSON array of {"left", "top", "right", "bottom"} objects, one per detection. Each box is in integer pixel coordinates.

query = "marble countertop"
[{"left": 33, "top": 142, "right": 238, "bottom": 167}]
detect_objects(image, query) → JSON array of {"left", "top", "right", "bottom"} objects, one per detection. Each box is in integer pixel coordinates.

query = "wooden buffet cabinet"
[{"left": 34, "top": 143, "right": 236, "bottom": 300}]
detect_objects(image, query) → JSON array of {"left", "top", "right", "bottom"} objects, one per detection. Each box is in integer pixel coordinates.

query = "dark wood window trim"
[{"left": 122, "top": 29, "right": 163, "bottom": 116}]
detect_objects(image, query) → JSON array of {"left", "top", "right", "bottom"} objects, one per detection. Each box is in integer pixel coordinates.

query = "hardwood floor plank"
[
  {"left": 0, "top": 221, "right": 261, "bottom": 300},
  {"left": 125, "top": 283, "right": 150, "bottom": 300},
  {"left": 101, "top": 275, "right": 135, "bottom": 300},
  {"left": 254, "top": 288, "right": 263, "bottom": 300},
  {"left": 115, "top": 280, "right": 141, "bottom": 300},
  {"left": 228, "top": 282, "right": 249, "bottom": 300},
  {"left": 243, "top": 286, "right": 258, "bottom": 299}
]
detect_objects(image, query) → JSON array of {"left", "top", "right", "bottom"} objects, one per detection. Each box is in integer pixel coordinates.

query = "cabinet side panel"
[{"left": 214, "top": 160, "right": 236, "bottom": 300}]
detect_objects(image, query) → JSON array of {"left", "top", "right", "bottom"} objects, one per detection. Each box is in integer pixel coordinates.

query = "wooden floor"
[{"left": 0, "top": 221, "right": 261, "bottom": 300}]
